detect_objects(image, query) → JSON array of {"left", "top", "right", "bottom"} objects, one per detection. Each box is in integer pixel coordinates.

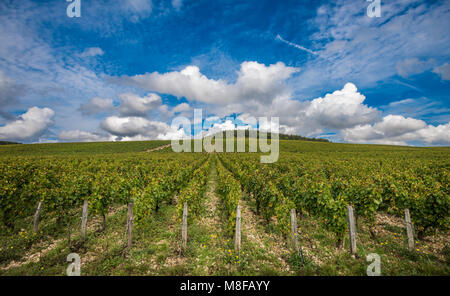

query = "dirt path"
[
  {"left": 238, "top": 192, "right": 295, "bottom": 274},
  {"left": 213, "top": 156, "right": 295, "bottom": 274},
  {"left": 145, "top": 144, "right": 171, "bottom": 152},
  {"left": 0, "top": 239, "right": 63, "bottom": 272},
  {"left": 195, "top": 156, "right": 296, "bottom": 275},
  {"left": 191, "top": 159, "right": 231, "bottom": 275}
]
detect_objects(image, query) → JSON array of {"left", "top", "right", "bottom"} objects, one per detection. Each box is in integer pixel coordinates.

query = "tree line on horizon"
[{"left": 210, "top": 130, "right": 330, "bottom": 142}]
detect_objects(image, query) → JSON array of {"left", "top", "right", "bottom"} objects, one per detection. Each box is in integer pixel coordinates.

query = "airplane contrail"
[{"left": 276, "top": 34, "right": 319, "bottom": 55}]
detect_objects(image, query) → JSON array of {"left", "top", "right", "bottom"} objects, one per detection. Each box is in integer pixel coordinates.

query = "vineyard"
[{"left": 0, "top": 140, "right": 449, "bottom": 275}]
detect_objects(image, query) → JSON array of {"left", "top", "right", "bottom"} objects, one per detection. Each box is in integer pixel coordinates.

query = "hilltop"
[{"left": 209, "top": 130, "right": 329, "bottom": 142}]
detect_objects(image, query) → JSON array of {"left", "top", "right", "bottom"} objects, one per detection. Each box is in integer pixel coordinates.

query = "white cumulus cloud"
[
  {"left": 79, "top": 97, "right": 114, "bottom": 116},
  {"left": 58, "top": 130, "right": 114, "bottom": 142},
  {"left": 118, "top": 93, "right": 161, "bottom": 117},
  {"left": 0, "top": 107, "right": 54, "bottom": 141},
  {"left": 157, "top": 103, "right": 191, "bottom": 122},
  {"left": 115, "top": 61, "right": 299, "bottom": 104},
  {"left": 172, "top": 103, "right": 190, "bottom": 113},
  {"left": 305, "top": 83, "right": 380, "bottom": 129},
  {"left": 342, "top": 115, "right": 450, "bottom": 146},
  {"left": 100, "top": 115, "right": 187, "bottom": 140}
]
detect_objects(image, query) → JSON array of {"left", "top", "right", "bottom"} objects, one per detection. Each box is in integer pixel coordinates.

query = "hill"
[
  {"left": 210, "top": 130, "right": 329, "bottom": 142},
  {"left": 0, "top": 141, "right": 21, "bottom": 145}
]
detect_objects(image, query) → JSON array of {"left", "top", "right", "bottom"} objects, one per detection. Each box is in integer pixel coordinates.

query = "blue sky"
[{"left": 0, "top": 0, "right": 449, "bottom": 145}]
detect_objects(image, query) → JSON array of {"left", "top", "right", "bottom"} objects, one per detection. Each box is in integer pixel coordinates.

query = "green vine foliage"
[
  {"left": 220, "top": 152, "right": 449, "bottom": 242},
  {"left": 216, "top": 158, "right": 241, "bottom": 236}
]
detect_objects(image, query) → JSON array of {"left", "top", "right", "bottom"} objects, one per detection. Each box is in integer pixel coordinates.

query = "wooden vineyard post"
[
  {"left": 33, "top": 201, "right": 43, "bottom": 233},
  {"left": 234, "top": 205, "right": 241, "bottom": 253},
  {"left": 290, "top": 209, "right": 299, "bottom": 251},
  {"left": 404, "top": 208, "right": 415, "bottom": 251},
  {"left": 81, "top": 200, "right": 89, "bottom": 241},
  {"left": 290, "top": 209, "right": 305, "bottom": 264},
  {"left": 347, "top": 205, "right": 357, "bottom": 256},
  {"left": 182, "top": 202, "right": 188, "bottom": 250},
  {"left": 127, "top": 202, "right": 134, "bottom": 249}
]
